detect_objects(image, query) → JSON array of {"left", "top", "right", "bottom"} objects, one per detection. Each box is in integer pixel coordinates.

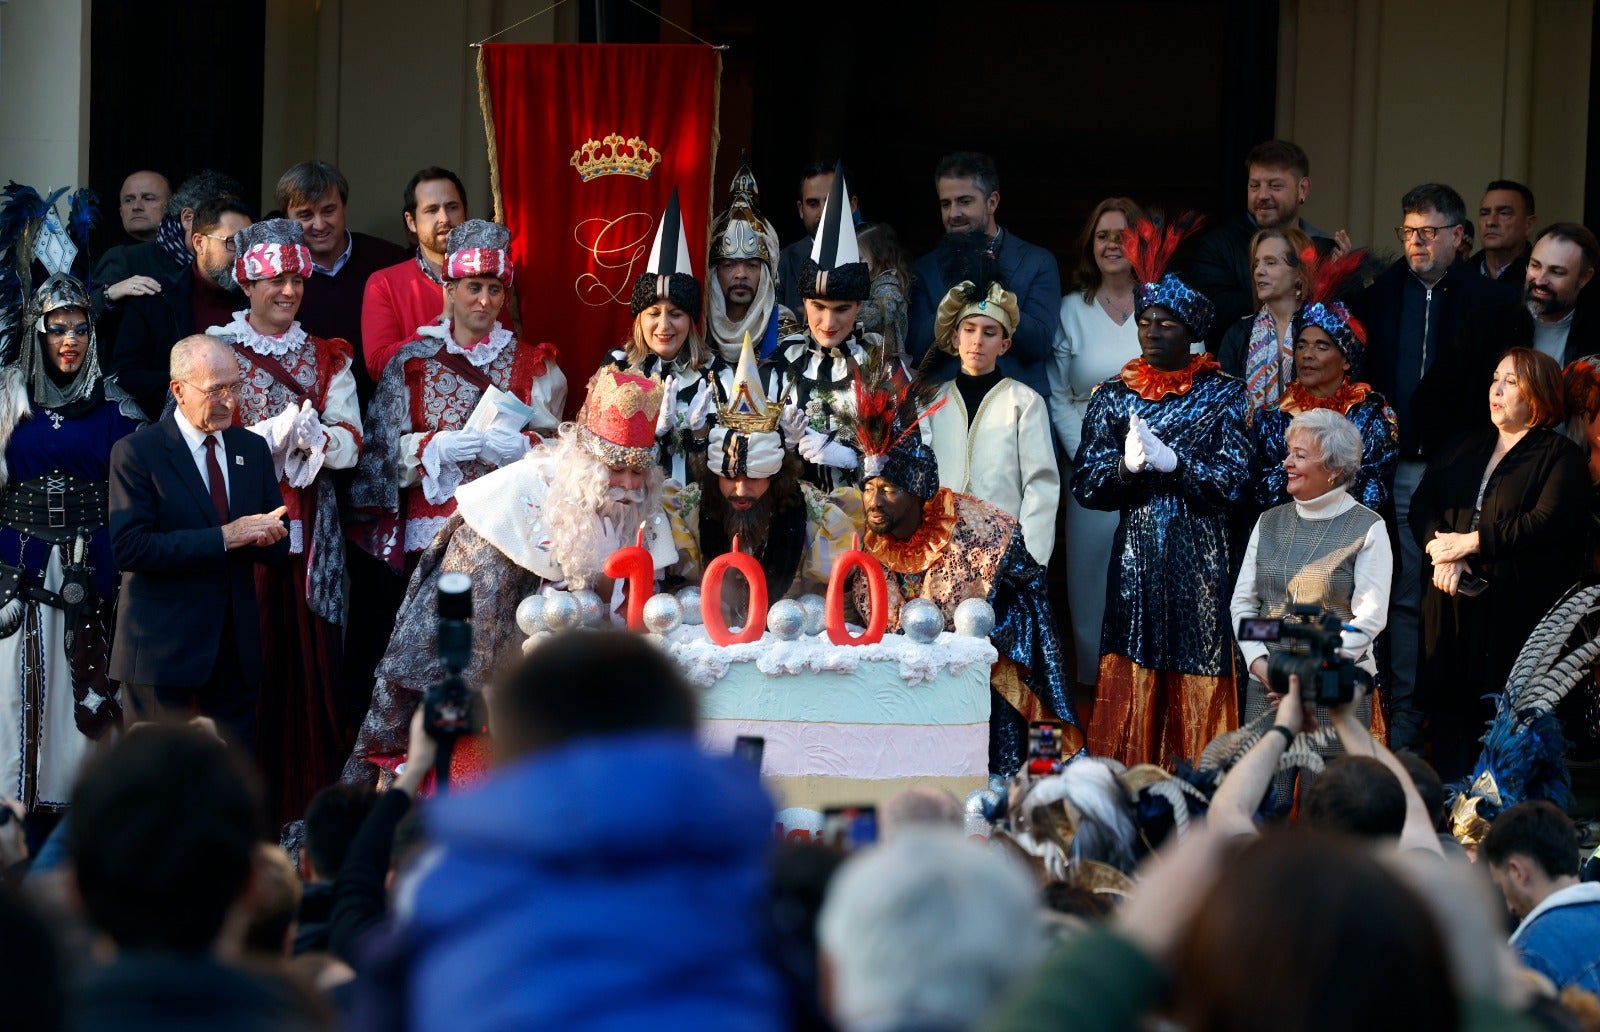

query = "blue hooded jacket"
[{"left": 403, "top": 730, "right": 784, "bottom": 1032}]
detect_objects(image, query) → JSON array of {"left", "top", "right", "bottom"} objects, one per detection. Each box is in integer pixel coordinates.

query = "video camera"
[{"left": 1237, "top": 604, "right": 1371, "bottom": 708}]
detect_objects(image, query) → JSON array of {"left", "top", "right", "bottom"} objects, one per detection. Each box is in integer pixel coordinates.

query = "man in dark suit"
[
  {"left": 109, "top": 334, "right": 290, "bottom": 750},
  {"left": 108, "top": 197, "right": 254, "bottom": 420},
  {"left": 1473, "top": 222, "right": 1600, "bottom": 367},
  {"left": 906, "top": 152, "right": 1061, "bottom": 400}
]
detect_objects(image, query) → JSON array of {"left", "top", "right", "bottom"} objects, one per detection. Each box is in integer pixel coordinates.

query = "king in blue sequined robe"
[{"left": 1073, "top": 359, "right": 1252, "bottom": 764}]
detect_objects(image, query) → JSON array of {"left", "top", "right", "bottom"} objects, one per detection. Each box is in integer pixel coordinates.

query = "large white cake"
[{"left": 659, "top": 624, "right": 996, "bottom": 821}]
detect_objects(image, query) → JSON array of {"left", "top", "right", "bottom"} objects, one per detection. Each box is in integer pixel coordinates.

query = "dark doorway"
[
  {"left": 695, "top": 0, "right": 1277, "bottom": 273},
  {"left": 87, "top": 0, "right": 265, "bottom": 256}
]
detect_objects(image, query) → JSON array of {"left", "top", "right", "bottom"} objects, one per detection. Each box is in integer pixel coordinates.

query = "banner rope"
[{"left": 470, "top": 0, "right": 727, "bottom": 48}]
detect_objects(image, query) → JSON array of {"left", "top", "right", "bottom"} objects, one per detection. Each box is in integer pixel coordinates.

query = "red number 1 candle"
[{"left": 601, "top": 524, "right": 655, "bottom": 632}]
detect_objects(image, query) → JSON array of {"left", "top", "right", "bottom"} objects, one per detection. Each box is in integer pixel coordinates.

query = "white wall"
[
  {"left": 260, "top": 0, "right": 577, "bottom": 244},
  {"left": 1277, "top": 0, "right": 1593, "bottom": 249},
  {"left": 0, "top": 0, "right": 91, "bottom": 191}
]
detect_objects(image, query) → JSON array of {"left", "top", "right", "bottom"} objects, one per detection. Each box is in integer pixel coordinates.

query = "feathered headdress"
[
  {"left": 852, "top": 363, "right": 943, "bottom": 500},
  {"left": 0, "top": 183, "right": 99, "bottom": 365},
  {"left": 1449, "top": 582, "right": 1600, "bottom": 847},
  {"left": 1123, "top": 212, "right": 1212, "bottom": 339},
  {"left": 1293, "top": 246, "right": 1369, "bottom": 369}
]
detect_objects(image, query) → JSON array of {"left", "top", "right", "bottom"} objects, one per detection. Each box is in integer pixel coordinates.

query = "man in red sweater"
[{"left": 360, "top": 167, "right": 512, "bottom": 383}]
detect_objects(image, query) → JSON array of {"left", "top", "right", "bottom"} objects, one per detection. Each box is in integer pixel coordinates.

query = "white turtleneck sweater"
[{"left": 1230, "top": 486, "right": 1392, "bottom": 675}]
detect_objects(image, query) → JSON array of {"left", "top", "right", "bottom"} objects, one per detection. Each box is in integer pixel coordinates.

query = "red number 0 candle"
[
  {"left": 826, "top": 533, "right": 887, "bottom": 646},
  {"left": 701, "top": 534, "right": 768, "bottom": 645},
  {"left": 601, "top": 524, "right": 655, "bottom": 632}
]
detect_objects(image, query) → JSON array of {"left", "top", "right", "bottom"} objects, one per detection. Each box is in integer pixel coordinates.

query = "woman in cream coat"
[
  {"left": 919, "top": 279, "right": 1059, "bottom": 567},
  {"left": 1049, "top": 198, "right": 1143, "bottom": 685}
]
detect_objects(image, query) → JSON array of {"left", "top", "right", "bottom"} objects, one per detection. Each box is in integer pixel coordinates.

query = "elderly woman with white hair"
[{"left": 1231, "top": 408, "right": 1392, "bottom": 751}]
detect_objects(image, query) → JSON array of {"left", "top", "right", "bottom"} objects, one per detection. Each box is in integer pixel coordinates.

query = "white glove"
[
  {"left": 686, "top": 380, "right": 715, "bottom": 431},
  {"left": 655, "top": 391, "right": 676, "bottom": 438},
  {"left": 779, "top": 403, "right": 809, "bottom": 447},
  {"left": 1123, "top": 416, "right": 1149, "bottom": 473},
  {"left": 798, "top": 430, "right": 858, "bottom": 469},
  {"left": 596, "top": 515, "right": 624, "bottom": 559},
  {"left": 249, "top": 402, "right": 300, "bottom": 455},
  {"left": 1136, "top": 419, "right": 1177, "bottom": 473},
  {"left": 480, "top": 426, "right": 530, "bottom": 466},
  {"left": 290, "top": 399, "right": 327, "bottom": 454},
  {"left": 431, "top": 428, "right": 485, "bottom": 465}
]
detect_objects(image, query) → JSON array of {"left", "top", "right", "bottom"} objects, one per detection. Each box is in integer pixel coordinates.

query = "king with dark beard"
[{"left": 666, "top": 334, "right": 860, "bottom": 624}]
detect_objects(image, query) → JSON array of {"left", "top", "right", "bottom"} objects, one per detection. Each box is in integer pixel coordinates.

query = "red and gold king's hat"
[{"left": 577, "top": 367, "right": 665, "bottom": 471}]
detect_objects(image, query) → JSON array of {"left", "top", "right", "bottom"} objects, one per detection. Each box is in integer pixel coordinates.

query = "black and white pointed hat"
[
  {"left": 798, "top": 163, "right": 869, "bottom": 302},
  {"left": 630, "top": 188, "right": 702, "bottom": 318}
]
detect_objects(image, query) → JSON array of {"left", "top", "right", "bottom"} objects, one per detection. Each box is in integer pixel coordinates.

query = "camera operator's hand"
[
  {"left": 1432, "top": 558, "right": 1469, "bottom": 596},
  {"left": 1426, "top": 530, "right": 1479, "bottom": 564},
  {"left": 1275, "top": 673, "right": 1313, "bottom": 735},
  {"left": 394, "top": 704, "right": 439, "bottom": 798}
]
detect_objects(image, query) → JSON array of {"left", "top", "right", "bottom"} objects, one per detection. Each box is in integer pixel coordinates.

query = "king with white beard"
[{"left": 343, "top": 368, "right": 675, "bottom": 784}]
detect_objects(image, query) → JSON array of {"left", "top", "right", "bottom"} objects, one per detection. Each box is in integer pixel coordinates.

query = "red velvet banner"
[{"left": 478, "top": 43, "right": 721, "bottom": 418}]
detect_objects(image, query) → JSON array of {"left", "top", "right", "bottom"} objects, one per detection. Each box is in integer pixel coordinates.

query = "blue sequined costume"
[
  {"left": 1072, "top": 356, "right": 1252, "bottom": 765},
  {"left": 1252, "top": 387, "right": 1399, "bottom": 511}
]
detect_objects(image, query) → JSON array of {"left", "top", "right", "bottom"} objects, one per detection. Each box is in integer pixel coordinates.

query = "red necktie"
[{"left": 202, "top": 436, "right": 230, "bottom": 524}]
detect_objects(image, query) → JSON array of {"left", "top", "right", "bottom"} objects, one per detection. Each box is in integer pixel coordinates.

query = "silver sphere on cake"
[
  {"left": 767, "top": 599, "right": 806, "bottom": 641},
  {"left": 515, "top": 594, "right": 546, "bottom": 636},
  {"left": 675, "top": 586, "right": 704, "bottom": 625},
  {"left": 642, "top": 593, "right": 683, "bottom": 635},
  {"left": 541, "top": 591, "right": 582, "bottom": 632},
  {"left": 954, "top": 597, "right": 996, "bottom": 638},
  {"left": 570, "top": 588, "right": 604, "bottom": 626},
  {"left": 797, "top": 593, "right": 826, "bottom": 636},
  {"left": 899, "top": 598, "right": 945, "bottom": 644}
]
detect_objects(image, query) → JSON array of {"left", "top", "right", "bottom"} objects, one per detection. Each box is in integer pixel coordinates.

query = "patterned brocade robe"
[
  {"left": 855, "top": 488, "right": 1080, "bottom": 775},
  {"left": 1072, "top": 353, "right": 1252, "bottom": 767},
  {"left": 353, "top": 322, "right": 565, "bottom": 565}
]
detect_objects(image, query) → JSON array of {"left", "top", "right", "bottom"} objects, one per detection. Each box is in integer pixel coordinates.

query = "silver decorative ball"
[
  {"left": 571, "top": 588, "right": 604, "bottom": 626},
  {"left": 675, "top": 586, "right": 704, "bottom": 625},
  {"left": 899, "top": 598, "right": 945, "bottom": 643},
  {"left": 767, "top": 599, "right": 806, "bottom": 641},
  {"left": 954, "top": 597, "right": 996, "bottom": 638},
  {"left": 641, "top": 593, "right": 683, "bottom": 635},
  {"left": 797, "top": 593, "right": 826, "bottom": 636},
  {"left": 515, "top": 594, "right": 546, "bottom": 636},
  {"left": 541, "top": 591, "right": 582, "bottom": 632},
  {"left": 964, "top": 787, "right": 1001, "bottom": 819}
]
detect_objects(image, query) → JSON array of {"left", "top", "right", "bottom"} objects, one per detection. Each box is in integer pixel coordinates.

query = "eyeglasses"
[
  {"left": 202, "top": 233, "right": 238, "bottom": 254},
  {"left": 1394, "top": 224, "right": 1458, "bottom": 244},
  {"left": 180, "top": 379, "right": 243, "bottom": 401},
  {"left": 45, "top": 322, "right": 91, "bottom": 338}
]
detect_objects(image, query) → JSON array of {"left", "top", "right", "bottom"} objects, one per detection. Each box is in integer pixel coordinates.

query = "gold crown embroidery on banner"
[{"left": 570, "top": 134, "right": 663, "bottom": 182}]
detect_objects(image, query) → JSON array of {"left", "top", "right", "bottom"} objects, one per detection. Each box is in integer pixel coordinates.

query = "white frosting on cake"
[{"left": 660, "top": 624, "right": 998, "bottom": 693}]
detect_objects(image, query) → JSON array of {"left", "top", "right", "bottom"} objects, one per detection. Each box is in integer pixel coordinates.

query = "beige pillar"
[{"left": 0, "top": 0, "right": 91, "bottom": 190}]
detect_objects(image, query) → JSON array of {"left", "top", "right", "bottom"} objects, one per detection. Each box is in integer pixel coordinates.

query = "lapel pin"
[{"left": 235, "top": 455, "right": 244, "bottom": 465}]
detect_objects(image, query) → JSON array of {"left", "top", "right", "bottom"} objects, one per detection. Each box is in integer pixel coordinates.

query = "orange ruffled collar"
[
  {"left": 1278, "top": 379, "right": 1370, "bottom": 416},
  {"left": 866, "top": 488, "right": 957, "bottom": 574},
  {"left": 1119, "top": 351, "right": 1221, "bottom": 401}
]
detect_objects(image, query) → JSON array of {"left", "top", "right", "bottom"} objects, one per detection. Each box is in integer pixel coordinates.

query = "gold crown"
[{"left": 570, "top": 134, "right": 662, "bottom": 182}]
